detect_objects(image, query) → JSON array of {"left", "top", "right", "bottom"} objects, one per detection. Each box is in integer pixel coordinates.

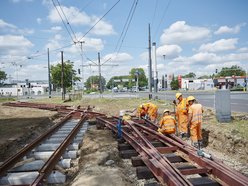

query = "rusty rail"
[
  {"left": 97, "top": 116, "right": 248, "bottom": 186},
  {"left": 0, "top": 111, "right": 73, "bottom": 177},
  {"left": 31, "top": 114, "right": 88, "bottom": 186}
]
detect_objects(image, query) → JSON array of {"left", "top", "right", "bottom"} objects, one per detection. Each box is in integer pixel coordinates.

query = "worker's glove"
[{"left": 173, "top": 100, "right": 177, "bottom": 105}]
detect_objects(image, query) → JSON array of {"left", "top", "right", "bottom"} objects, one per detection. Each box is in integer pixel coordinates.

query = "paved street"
[
  {"left": 138, "top": 91, "right": 248, "bottom": 113},
  {"left": 85, "top": 91, "right": 248, "bottom": 113}
]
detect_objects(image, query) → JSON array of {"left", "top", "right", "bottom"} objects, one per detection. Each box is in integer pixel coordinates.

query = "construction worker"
[
  {"left": 136, "top": 102, "right": 158, "bottom": 122},
  {"left": 158, "top": 109, "right": 176, "bottom": 135},
  {"left": 174, "top": 93, "right": 188, "bottom": 137},
  {"left": 187, "top": 96, "right": 204, "bottom": 148}
]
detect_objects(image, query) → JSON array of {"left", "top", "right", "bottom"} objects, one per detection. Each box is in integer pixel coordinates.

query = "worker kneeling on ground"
[
  {"left": 187, "top": 96, "right": 203, "bottom": 148},
  {"left": 174, "top": 92, "right": 188, "bottom": 138},
  {"left": 158, "top": 109, "right": 176, "bottom": 135},
  {"left": 136, "top": 102, "right": 158, "bottom": 122}
]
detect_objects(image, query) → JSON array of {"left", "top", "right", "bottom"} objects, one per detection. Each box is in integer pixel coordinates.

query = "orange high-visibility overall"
[
  {"left": 137, "top": 103, "right": 158, "bottom": 121},
  {"left": 188, "top": 103, "right": 203, "bottom": 143},
  {"left": 158, "top": 115, "right": 176, "bottom": 134},
  {"left": 176, "top": 98, "right": 188, "bottom": 133}
]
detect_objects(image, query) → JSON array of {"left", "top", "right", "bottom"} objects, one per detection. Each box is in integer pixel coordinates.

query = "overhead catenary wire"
[
  {"left": 77, "top": 0, "right": 121, "bottom": 42},
  {"left": 151, "top": 0, "right": 158, "bottom": 29},
  {"left": 153, "top": 0, "right": 172, "bottom": 40},
  {"left": 56, "top": 0, "right": 78, "bottom": 42},
  {"left": 51, "top": 0, "right": 77, "bottom": 43},
  {"left": 116, "top": 0, "right": 139, "bottom": 54},
  {"left": 114, "top": 0, "right": 137, "bottom": 52}
]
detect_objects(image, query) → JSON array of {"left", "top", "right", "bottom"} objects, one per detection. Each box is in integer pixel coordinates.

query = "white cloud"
[
  {"left": 51, "top": 26, "right": 62, "bottom": 32},
  {"left": 0, "top": 35, "right": 33, "bottom": 56},
  {"left": 36, "top": 18, "right": 42, "bottom": 24},
  {"left": 11, "top": 0, "right": 33, "bottom": 3},
  {"left": 199, "top": 38, "right": 238, "bottom": 53},
  {"left": 48, "top": 6, "right": 91, "bottom": 25},
  {"left": 91, "top": 18, "right": 116, "bottom": 35},
  {"left": 172, "top": 52, "right": 248, "bottom": 67},
  {"left": 48, "top": 6, "right": 116, "bottom": 36},
  {"left": 156, "top": 44, "right": 182, "bottom": 58},
  {"left": 214, "top": 23, "right": 246, "bottom": 35},
  {"left": 0, "top": 19, "right": 34, "bottom": 35},
  {"left": 102, "top": 52, "right": 133, "bottom": 63},
  {"left": 0, "top": 19, "right": 16, "bottom": 29},
  {"left": 238, "top": 47, "right": 248, "bottom": 52},
  {"left": 160, "top": 21, "right": 210, "bottom": 44}
]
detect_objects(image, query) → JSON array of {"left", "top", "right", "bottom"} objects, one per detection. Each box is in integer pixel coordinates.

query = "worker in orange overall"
[
  {"left": 137, "top": 102, "right": 158, "bottom": 122},
  {"left": 187, "top": 96, "right": 204, "bottom": 149},
  {"left": 174, "top": 93, "right": 188, "bottom": 138},
  {"left": 158, "top": 109, "right": 176, "bottom": 135}
]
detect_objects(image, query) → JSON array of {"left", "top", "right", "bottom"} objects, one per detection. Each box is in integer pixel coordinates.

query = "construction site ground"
[{"left": 0, "top": 97, "right": 247, "bottom": 185}]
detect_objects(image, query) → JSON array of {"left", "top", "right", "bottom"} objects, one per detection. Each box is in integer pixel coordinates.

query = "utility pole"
[
  {"left": 148, "top": 24, "right": 152, "bottom": 98},
  {"left": 83, "top": 52, "right": 118, "bottom": 97},
  {"left": 98, "top": 52, "right": 102, "bottom": 94},
  {"left": 47, "top": 48, "right": 51, "bottom": 98},
  {"left": 80, "top": 41, "right": 85, "bottom": 94},
  {"left": 61, "top": 51, "right": 65, "bottom": 100},
  {"left": 152, "top": 42, "right": 158, "bottom": 93}
]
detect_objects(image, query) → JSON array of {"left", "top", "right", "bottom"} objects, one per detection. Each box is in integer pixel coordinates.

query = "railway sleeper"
[
  {"left": 0, "top": 170, "right": 66, "bottom": 185},
  {"left": 136, "top": 166, "right": 219, "bottom": 186}
]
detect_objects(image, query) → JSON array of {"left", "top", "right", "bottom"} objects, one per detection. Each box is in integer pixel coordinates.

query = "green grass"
[{"left": 0, "top": 97, "right": 16, "bottom": 103}]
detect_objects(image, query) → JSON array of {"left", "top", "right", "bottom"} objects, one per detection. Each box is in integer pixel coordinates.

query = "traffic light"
[
  {"left": 78, "top": 69, "right": 80, "bottom": 74},
  {"left": 215, "top": 69, "right": 218, "bottom": 73}
]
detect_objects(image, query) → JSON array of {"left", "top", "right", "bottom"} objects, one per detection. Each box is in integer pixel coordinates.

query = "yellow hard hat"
[
  {"left": 187, "top": 96, "right": 195, "bottom": 102},
  {"left": 176, "top": 92, "right": 182, "bottom": 99},
  {"left": 163, "top": 109, "right": 170, "bottom": 113}
]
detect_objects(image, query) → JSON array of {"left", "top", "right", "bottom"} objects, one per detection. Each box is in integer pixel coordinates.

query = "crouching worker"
[
  {"left": 158, "top": 109, "right": 176, "bottom": 135},
  {"left": 136, "top": 102, "right": 158, "bottom": 122}
]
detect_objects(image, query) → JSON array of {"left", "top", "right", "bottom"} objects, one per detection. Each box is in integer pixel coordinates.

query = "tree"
[
  {"left": 85, "top": 75, "right": 106, "bottom": 91},
  {"left": 129, "top": 68, "right": 148, "bottom": 87},
  {"left": 217, "top": 65, "right": 246, "bottom": 77},
  {"left": 182, "top": 72, "right": 196, "bottom": 78},
  {"left": 198, "top": 75, "right": 211, "bottom": 79},
  {"left": 106, "top": 75, "right": 130, "bottom": 89},
  {"left": 0, "top": 70, "right": 7, "bottom": 84},
  {"left": 170, "top": 76, "right": 179, "bottom": 90},
  {"left": 50, "top": 60, "right": 80, "bottom": 90}
]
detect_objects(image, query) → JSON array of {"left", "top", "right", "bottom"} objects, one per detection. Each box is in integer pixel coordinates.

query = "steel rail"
[
  {"left": 31, "top": 114, "right": 88, "bottom": 186},
  {"left": 126, "top": 120, "right": 192, "bottom": 186},
  {"left": 133, "top": 122, "right": 248, "bottom": 186},
  {"left": 0, "top": 111, "right": 73, "bottom": 177},
  {"left": 96, "top": 117, "right": 192, "bottom": 186}
]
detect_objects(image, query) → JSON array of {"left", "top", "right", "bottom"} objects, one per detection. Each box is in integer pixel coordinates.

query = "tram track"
[{"left": 1, "top": 102, "right": 248, "bottom": 186}]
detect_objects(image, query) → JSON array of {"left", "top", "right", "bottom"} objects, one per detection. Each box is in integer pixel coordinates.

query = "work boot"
[
  {"left": 198, "top": 140, "right": 203, "bottom": 148},
  {"left": 192, "top": 142, "right": 199, "bottom": 148}
]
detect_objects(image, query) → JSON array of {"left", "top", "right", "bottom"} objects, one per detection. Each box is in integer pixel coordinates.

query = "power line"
[
  {"left": 153, "top": 0, "right": 172, "bottom": 40},
  {"left": 114, "top": 0, "right": 136, "bottom": 52},
  {"left": 78, "top": 0, "right": 121, "bottom": 41},
  {"left": 151, "top": 0, "right": 158, "bottom": 29},
  {"left": 117, "top": 0, "right": 139, "bottom": 54},
  {"left": 56, "top": 0, "right": 78, "bottom": 42},
  {"left": 51, "top": 0, "right": 76, "bottom": 43}
]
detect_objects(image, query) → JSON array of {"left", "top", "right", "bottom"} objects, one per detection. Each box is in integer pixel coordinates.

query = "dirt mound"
[{"left": 70, "top": 125, "right": 147, "bottom": 186}]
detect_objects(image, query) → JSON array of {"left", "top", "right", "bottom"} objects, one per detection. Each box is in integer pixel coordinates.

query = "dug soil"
[
  {"left": 0, "top": 104, "right": 59, "bottom": 162},
  {"left": 69, "top": 125, "right": 155, "bottom": 186}
]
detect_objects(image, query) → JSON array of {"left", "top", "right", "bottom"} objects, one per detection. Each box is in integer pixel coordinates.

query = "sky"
[{"left": 0, "top": 0, "right": 248, "bottom": 83}]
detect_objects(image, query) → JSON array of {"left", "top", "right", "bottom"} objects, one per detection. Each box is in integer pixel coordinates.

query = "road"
[
  {"left": 139, "top": 91, "right": 248, "bottom": 113},
  {"left": 84, "top": 91, "right": 248, "bottom": 113}
]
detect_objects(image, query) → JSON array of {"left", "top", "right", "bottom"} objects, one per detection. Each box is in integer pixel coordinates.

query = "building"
[
  {"left": 214, "top": 76, "right": 247, "bottom": 89},
  {"left": 0, "top": 81, "right": 49, "bottom": 97},
  {"left": 180, "top": 78, "right": 215, "bottom": 91}
]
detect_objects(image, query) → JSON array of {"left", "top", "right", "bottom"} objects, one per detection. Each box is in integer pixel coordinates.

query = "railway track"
[
  {"left": 1, "top": 102, "right": 248, "bottom": 186},
  {"left": 96, "top": 115, "right": 248, "bottom": 186},
  {"left": 0, "top": 110, "right": 88, "bottom": 185}
]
